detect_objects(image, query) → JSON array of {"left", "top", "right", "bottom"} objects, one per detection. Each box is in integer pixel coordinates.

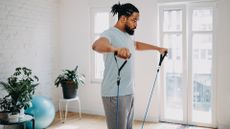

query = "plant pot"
[
  {"left": 8, "top": 113, "right": 19, "bottom": 122},
  {"left": 61, "top": 81, "right": 77, "bottom": 99},
  {"left": 19, "top": 108, "right": 25, "bottom": 118},
  {"left": 0, "top": 111, "right": 9, "bottom": 120}
]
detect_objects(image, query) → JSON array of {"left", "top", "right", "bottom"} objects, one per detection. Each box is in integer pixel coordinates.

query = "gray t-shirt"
[{"left": 101, "top": 27, "right": 135, "bottom": 97}]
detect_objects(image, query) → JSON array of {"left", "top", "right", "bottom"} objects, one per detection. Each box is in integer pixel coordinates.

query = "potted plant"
[
  {"left": 0, "top": 67, "right": 39, "bottom": 121},
  {"left": 55, "top": 66, "right": 85, "bottom": 99},
  {"left": 0, "top": 98, "right": 11, "bottom": 120}
]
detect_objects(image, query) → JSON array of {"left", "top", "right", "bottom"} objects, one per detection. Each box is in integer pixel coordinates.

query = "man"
[{"left": 92, "top": 2, "right": 168, "bottom": 129}]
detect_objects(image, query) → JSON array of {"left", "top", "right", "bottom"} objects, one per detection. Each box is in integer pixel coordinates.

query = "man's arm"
[
  {"left": 135, "top": 41, "right": 168, "bottom": 54},
  {"left": 92, "top": 37, "right": 117, "bottom": 53},
  {"left": 92, "top": 37, "right": 131, "bottom": 59}
]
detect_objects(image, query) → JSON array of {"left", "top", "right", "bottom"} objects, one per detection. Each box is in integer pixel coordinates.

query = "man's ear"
[{"left": 120, "top": 15, "right": 127, "bottom": 23}]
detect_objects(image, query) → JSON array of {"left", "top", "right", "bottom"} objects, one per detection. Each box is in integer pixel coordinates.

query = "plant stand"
[
  {"left": 58, "top": 96, "right": 82, "bottom": 123},
  {"left": 0, "top": 114, "right": 34, "bottom": 129}
]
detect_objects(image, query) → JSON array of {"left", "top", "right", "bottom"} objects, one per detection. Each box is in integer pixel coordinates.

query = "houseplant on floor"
[
  {"left": 0, "top": 67, "right": 39, "bottom": 122},
  {"left": 55, "top": 65, "right": 85, "bottom": 99}
]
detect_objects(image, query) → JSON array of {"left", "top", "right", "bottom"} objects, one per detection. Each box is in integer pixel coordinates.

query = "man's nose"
[{"left": 133, "top": 24, "right": 137, "bottom": 29}]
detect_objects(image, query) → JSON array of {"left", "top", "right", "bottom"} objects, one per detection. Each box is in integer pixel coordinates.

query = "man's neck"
[{"left": 114, "top": 22, "right": 125, "bottom": 32}]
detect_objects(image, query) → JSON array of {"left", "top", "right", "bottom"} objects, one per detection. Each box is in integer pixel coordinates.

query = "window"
[
  {"left": 159, "top": 1, "right": 216, "bottom": 127},
  {"left": 190, "top": 4, "right": 215, "bottom": 125},
  {"left": 90, "top": 8, "right": 116, "bottom": 82},
  {"left": 160, "top": 6, "right": 184, "bottom": 121}
]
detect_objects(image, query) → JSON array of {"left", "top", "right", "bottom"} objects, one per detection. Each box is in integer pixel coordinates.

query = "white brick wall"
[{"left": 0, "top": 0, "right": 60, "bottom": 115}]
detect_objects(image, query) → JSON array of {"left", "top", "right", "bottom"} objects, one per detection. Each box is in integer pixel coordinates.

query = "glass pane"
[
  {"left": 163, "top": 9, "right": 182, "bottom": 32},
  {"left": 192, "top": 9, "right": 213, "bottom": 31},
  {"left": 95, "top": 52, "right": 104, "bottom": 79},
  {"left": 192, "top": 33, "right": 213, "bottom": 124},
  {"left": 94, "top": 12, "right": 109, "bottom": 33},
  {"left": 192, "top": 34, "right": 212, "bottom": 62},
  {"left": 163, "top": 34, "right": 183, "bottom": 121}
]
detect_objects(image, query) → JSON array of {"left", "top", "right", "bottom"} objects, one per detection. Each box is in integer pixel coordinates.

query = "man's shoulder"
[
  {"left": 102, "top": 27, "right": 115, "bottom": 34},
  {"left": 101, "top": 27, "right": 116, "bottom": 39}
]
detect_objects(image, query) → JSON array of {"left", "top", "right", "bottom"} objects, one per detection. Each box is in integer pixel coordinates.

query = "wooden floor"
[{"left": 47, "top": 112, "right": 215, "bottom": 129}]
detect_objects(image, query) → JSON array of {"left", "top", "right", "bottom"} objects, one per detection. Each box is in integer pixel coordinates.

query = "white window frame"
[
  {"left": 90, "top": 7, "right": 116, "bottom": 83},
  {"left": 158, "top": 4, "right": 188, "bottom": 124},
  {"left": 187, "top": 2, "right": 217, "bottom": 127},
  {"left": 158, "top": 1, "right": 217, "bottom": 128}
]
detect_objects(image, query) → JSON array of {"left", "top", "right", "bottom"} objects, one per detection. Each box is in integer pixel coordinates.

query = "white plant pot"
[
  {"left": 8, "top": 113, "right": 19, "bottom": 122},
  {"left": 19, "top": 108, "right": 25, "bottom": 118}
]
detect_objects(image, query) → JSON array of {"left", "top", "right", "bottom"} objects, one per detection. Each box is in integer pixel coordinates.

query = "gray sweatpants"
[{"left": 102, "top": 94, "right": 134, "bottom": 129}]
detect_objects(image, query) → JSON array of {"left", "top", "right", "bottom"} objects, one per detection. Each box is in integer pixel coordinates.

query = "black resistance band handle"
[
  {"left": 114, "top": 51, "right": 118, "bottom": 56},
  {"left": 158, "top": 51, "right": 168, "bottom": 67},
  {"left": 114, "top": 51, "right": 131, "bottom": 59},
  {"left": 114, "top": 51, "right": 131, "bottom": 72}
]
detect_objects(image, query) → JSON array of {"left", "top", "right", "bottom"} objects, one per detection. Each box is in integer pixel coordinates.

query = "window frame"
[
  {"left": 158, "top": 4, "right": 188, "bottom": 124},
  {"left": 158, "top": 1, "right": 217, "bottom": 127},
  {"left": 187, "top": 2, "right": 217, "bottom": 127},
  {"left": 90, "top": 7, "right": 115, "bottom": 83}
]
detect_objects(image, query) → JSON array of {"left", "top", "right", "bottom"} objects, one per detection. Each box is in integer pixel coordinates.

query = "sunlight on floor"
[
  {"left": 48, "top": 112, "right": 215, "bottom": 129},
  {"left": 55, "top": 125, "right": 79, "bottom": 129}
]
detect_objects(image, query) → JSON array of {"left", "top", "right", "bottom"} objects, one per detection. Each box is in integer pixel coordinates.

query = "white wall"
[
  {"left": 0, "top": 0, "right": 60, "bottom": 129},
  {"left": 0, "top": 0, "right": 60, "bottom": 106},
  {"left": 216, "top": 0, "right": 230, "bottom": 129},
  {"left": 59, "top": 0, "right": 97, "bottom": 114}
]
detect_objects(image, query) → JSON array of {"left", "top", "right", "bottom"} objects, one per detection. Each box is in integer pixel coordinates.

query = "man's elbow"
[
  {"left": 92, "top": 44, "right": 96, "bottom": 51},
  {"left": 92, "top": 42, "right": 98, "bottom": 51}
]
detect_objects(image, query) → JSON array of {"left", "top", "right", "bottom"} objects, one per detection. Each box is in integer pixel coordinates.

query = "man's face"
[
  {"left": 125, "top": 12, "right": 139, "bottom": 35},
  {"left": 125, "top": 24, "right": 135, "bottom": 35}
]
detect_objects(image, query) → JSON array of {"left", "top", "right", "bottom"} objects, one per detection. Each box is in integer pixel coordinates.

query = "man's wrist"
[{"left": 111, "top": 47, "right": 119, "bottom": 53}]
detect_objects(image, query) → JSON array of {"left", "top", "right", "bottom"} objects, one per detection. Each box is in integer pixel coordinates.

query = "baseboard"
[{"left": 218, "top": 124, "right": 230, "bottom": 129}]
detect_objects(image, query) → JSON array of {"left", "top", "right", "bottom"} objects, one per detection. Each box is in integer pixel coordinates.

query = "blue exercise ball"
[{"left": 25, "top": 96, "right": 55, "bottom": 129}]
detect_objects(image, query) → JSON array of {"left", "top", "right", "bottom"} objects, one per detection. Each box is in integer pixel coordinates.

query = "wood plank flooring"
[{"left": 47, "top": 112, "right": 215, "bottom": 129}]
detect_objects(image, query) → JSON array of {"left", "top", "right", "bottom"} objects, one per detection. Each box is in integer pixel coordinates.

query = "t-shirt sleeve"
[{"left": 100, "top": 30, "right": 112, "bottom": 44}]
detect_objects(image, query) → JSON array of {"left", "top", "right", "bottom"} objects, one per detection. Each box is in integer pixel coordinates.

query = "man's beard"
[{"left": 125, "top": 24, "right": 135, "bottom": 35}]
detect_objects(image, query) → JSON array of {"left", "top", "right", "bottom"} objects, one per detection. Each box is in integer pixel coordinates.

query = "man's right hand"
[
  {"left": 114, "top": 48, "right": 131, "bottom": 60},
  {"left": 159, "top": 47, "right": 168, "bottom": 55}
]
